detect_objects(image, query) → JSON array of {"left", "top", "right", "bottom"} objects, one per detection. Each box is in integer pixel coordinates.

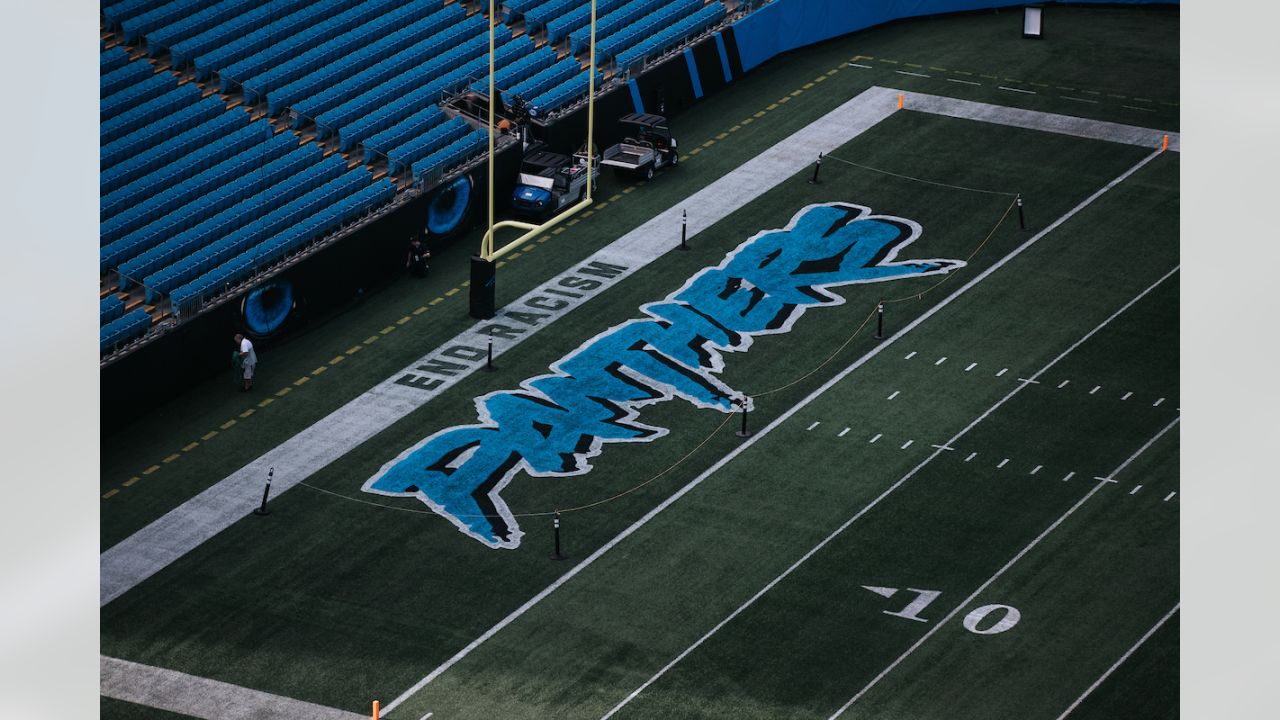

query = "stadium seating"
[
  {"left": 100, "top": 121, "right": 274, "bottom": 223},
  {"left": 570, "top": 0, "right": 663, "bottom": 55},
  {"left": 544, "top": 0, "right": 629, "bottom": 45},
  {"left": 411, "top": 129, "right": 490, "bottom": 181},
  {"left": 102, "top": 0, "right": 172, "bottom": 31},
  {"left": 101, "top": 46, "right": 131, "bottom": 76},
  {"left": 526, "top": 70, "right": 603, "bottom": 118},
  {"left": 100, "top": 82, "right": 203, "bottom": 146},
  {"left": 502, "top": 57, "right": 580, "bottom": 107},
  {"left": 100, "top": 308, "right": 152, "bottom": 354},
  {"left": 613, "top": 3, "right": 727, "bottom": 70},
  {"left": 119, "top": 0, "right": 223, "bottom": 44},
  {"left": 101, "top": 107, "right": 246, "bottom": 194},
  {"left": 145, "top": 0, "right": 261, "bottom": 53},
  {"left": 169, "top": 0, "right": 320, "bottom": 68},
  {"left": 471, "top": 43, "right": 554, "bottom": 97},
  {"left": 386, "top": 117, "right": 472, "bottom": 176},
  {"left": 361, "top": 106, "right": 446, "bottom": 160},
  {"left": 522, "top": 0, "right": 581, "bottom": 34},
  {"left": 100, "top": 60, "right": 154, "bottom": 99},
  {"left": 100, "top": 295, "right": 126, "bottom": 326}
]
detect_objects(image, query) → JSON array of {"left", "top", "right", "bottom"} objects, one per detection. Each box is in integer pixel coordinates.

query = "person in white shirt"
[{"left": 234, "top": 333, "right": 257, "bottom": 391}]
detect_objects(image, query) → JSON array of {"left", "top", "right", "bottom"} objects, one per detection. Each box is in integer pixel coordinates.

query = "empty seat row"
[
  {"left": 387, "top": 117, "right": 471, "bottom": 176},
  {"left": 309, "top": 21, "right": 502, "bottom": 139},
  {"left": 168, "top": 0, "right": 318, "bottom": 67},
  {"left": 101, "top": 95, "right": 229, "bottom": 171},
  {"left": 102, "top": 0, "right": 172, "bottom": 31},
  {"left": 145, "top": 0, "right": 260, "bottom": 53},
  {"left": 101, "top": 46, "right": 133, "bottom": 77},
  {"left": 526, "top": 70, "right": 602, "bottom": 118},
  {"left": 101, "top": 121, "right": 273, "bottom": 223},
  {"left": 471, "top": 41, "right": 551, "bottom": 96},
  {"left": 545, "top": 0, "right": 629, "bottom": 45},
  {"left": 100, "top": 60, "right": 154, "bottom": 99},
  {"left": 100, "top": 308, "right": 152, "bottom": 355},
  {"left": 101, "top": 103, "right": 244, "bottom": 194},
  {"left": 336, "top": 51, "right": 491, "bottom": 153},
  {"left": 613, "top": 3, "right": 726, "bottom": 71},
  {"left": 100, "top": 295, "right": 126, "bottom": 326},
  {"left": 218, "top": 0, "right": 402, "bottom": 94},
  {"left": 411, "top": 129, "right": 489, "bottom": 181},
  {"left": 170, "top": 179, "right": 395, "bottom": 315},
  {"left": 101, "top": 72, "right": 175, "bottom": 123},
  {"left": 102, "top": 141, "right": 322, "bottom": 268},
  {"left": 522, "top": 0, "right": 581, "bottom": 34},
  {"left": 243, "top": 0, "right": 445, "bottom": 106},
  {"left": 118, "top": 154, "right": 350, "bottom": 286},
  {"left": 361, "top": 106, "right": 446, "bottom": 159},
  {"left": 120, "top": 0, "right": 222, "bottom": 44},
  {"left": 101, "top": 81, "right": 203, "bottom": 146},
  {"left": 502, "top": 57, "right": 580, "bottom": 107},
  {"left": 594, "top": 0, "right": 705, "bottom": 63},
  {"left": 270, "top": 4, "right": 471, "bottom": 118},
  {"left": 570, "top": 0, "right": 661, "bottom": 54},
  {"left": 186, "top": 0, "right": 354, "bottom": 77},
  {"left": 500, "top": 0, "right": 543, "bottom": 19},
  {"left": 147, "top": 169, "right": 374, "bottom": 301}
]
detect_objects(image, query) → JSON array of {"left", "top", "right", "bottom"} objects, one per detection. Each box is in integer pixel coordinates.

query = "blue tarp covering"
[{"left": 732, "top": 0, "right": 1177, "bottom": 72}]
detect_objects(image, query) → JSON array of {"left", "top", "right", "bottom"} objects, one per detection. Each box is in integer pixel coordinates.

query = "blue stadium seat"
[
  {"left": 268, "top": 3, "right": 470, "bottom": 118},
  {"left": 185, "top": 0, "right": 351, "bottom": 75},
  {"left": 101, "top": 95, "right": 229, "bottom": 171},
  {"left": 101, "top": 104, "right": 245, "bottom": 192},
  {"left": 100, "top": 82, "right": 203, "bottom": 146},
  {"left": 545, "top": 0, "right": 628, "bottom": 45},
  {"left": 100, "top": 308, "right": 152, "bottom": 354},
  {"left": 100, "top": 121, "right": 273, "bottom": 223},
  {"left": 522, "top": 0, "right": 581, "bottom": 34},
  {"left": 411, "top": 129, "right": 489, "bottom": 181},
  {"left": 570, "top": 0, "right": 660, "bottom": 55},
  {"left": 526, "top": 70, "right": 603, "bottom": 118},
  {"left": 502, "top": 58, "right": 579, "bottom": 107},
  {"left": 101, "top": 46, "right": 132, "bottom": 76},
  {"left": 102, "top": 0, "right": 172, "bottom": 31},
  {"left": 120, "top": 0, "right": 223, "bottom": 44},
  {"left": 387, "top": 117, "right": 471, "bottom": 176},
  {"left": 471, "top": 42, "right": 552, "bottom": 96},
  {"left": 101, "top": 72, "right": 176, "bottom": 122},
  {"left": 361, "top": 106, "right": 446, "bottom": 159},
  {"left": 100, "top": 295, "right": 126, "bottom": 326},
  {"left": 100, "top": 60, "right": 154, "bottom": 99},
  {"left": 145, "top": 0, "right": 260, "bottom": 53},
  {"left": 613, "top": 3, "right": 726, "bottom": 70}
]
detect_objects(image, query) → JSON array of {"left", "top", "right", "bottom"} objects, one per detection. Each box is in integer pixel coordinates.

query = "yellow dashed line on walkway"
[
  {"left": 929, "top": 66, "right": 947, "bottom": 71},
  {"left": 181, "top": 442, "right": 199, "bottom": 452},
  {"left": 311, "top": 366, "right": 328, "bottom": 375},
  {"left": 508, "top": 251, "right": 523, "bottom": 259},
  {"left": 143, "top": 464, "right": 161, "bottom": 474},
  {"left": 980, "top": 74, "right": 998, "bottom": 80},
  {"left": 622, "top": 186, "right": 635, "bottom": 193},
  {"left": 497, "top": 261, "right": 507, "bottom": 268},
  {"left": 429, "top": 298, "right": 443, "bottom": 306},
  {"left": 690, "top": 147, "right": 702, "bottom": 156},
  {"left": 462, "top": 280, "right": 470, "bottom": 287},
  {"left": 765, "top": 104, "right": 777, "bottom": 111},
  {"left": 880, "top": 59, "right": 899, "bottom": 64},
  {"left": 330, "top": 354, "right": 347, "bottom": 364},
  {"left": 814, "top": 75, "right": 827, "bottom": 83},
  {"left": 201, "top": 430, "right": 218, "bottom": 441},
  {"left": 363, "top": 335, "right": 379, "bottom": 344},
  {"left": 445, "top": 287, "right": 460, "bottom": 297},
  {"left": 741, "top": 117, "right": 754, "bottom": 125},
  {"left": 954, "top": 70, "right": 972, "bottom": 76},
  {"left": 238, "top": 408, "right": 256, "bottom": 418},
  {"left": 715, "top": 132, "right": 728, "bottom": 140},
  {"left": 275, "top": 387, "right": 292, "bottom": 397},
  {"left": 582, "top": 210, "right": 595, "bottom": 218},
  {"left": 702, "top": 140, "right": 715, "bottom": 148},
  {"left": 1081, "top": 89, "right": 1101, "bottom": 95},
  {"left": 1029, "top": 82, "right": 1048, "bottom": 87},
  {"left": 1108, "top": 94, "right": 1126, "bottom": 99},
  {"left": 553, "top": 226, "right": 566, "bottom": 234},
  {"left": 379, "top": 326, "right": 395, "bottom": 334},
  {"left": 345, "top": 345, "right": 362, "bottom": 354},
  {"left": 778, "top": 97, "right": 791, "bottom": 104},
  {"left": 163, "top": 453, "right": 181, "bottom": 463},
  {"left": 1134, "top": 97, "right": 1153, "bottom": 103},
  {"left": 219, "top": 420, "right": 237, "bottom": 430},
  {"left": 729, "top": 125, "right": 741, "bottom": 132},
  {"left": 539, "top": 235, "right": 551, "bottom": 242},
  {"left": 826, "top": 68, "right": 839, "bottom": 76},
  {"left": 123, "top": 477, "right": 140, "bottom": 487},
  {"left": 905, "top": 63, "right": 923, "bottom": 68},
  {"left": 103, "top": 489, "right": 119, "bottom": 499},
  {"left": 595, "top": 201, "right": 609, "bottom": 210},
  {"left": 292, "top": 376, "right": 309, "bottom": 387},
  {"left": 1057, "top": 86, "right": 1076, "bottom": 91},
  {"left": 801, "top": 83, "right": 813, "bottom": 90},
  {"left": 396, "top": 316, "right": 411, "bottom": 325},
  {"left": 568, "top": 218, "right": 580, "bottom": 226},
  {"left": 257, "top": 398, "right": 273, "bottom": 408},
  {"left": 609, "top": 193, "right": 622, "bottom": 201}
]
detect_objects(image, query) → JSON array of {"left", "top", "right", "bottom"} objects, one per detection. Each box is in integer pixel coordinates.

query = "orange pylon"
[
  {"left": 898, "top": 93, "right": 904, "bottom": 109},
  {"left": 372, "top": 700, "right": 380, "bottom": 720},
  {"left": 1161, "top": 134, "right": 1169, "bottom": 152}
]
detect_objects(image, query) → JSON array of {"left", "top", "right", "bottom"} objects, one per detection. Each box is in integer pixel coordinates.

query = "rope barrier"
[{"left": 822, "top": 153, "right": 1019, "bottom": 197}]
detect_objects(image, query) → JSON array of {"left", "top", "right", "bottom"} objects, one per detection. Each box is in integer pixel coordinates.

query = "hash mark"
[
  {"left": 1122, "top": 391, "right": 1133, "bottom": 400},
  {"left": 997, "top": 458, "right": 1009, "bottom": 468},
  {"left": 935, "top": 356, "right": 947, "bottom": 366},
  {"left": 1090, "top": 385, "right": 1101, "bottom": 395},
  {"left": 900, "top": 440, "right": 914, "bottom": 450},
  {"left": 1164, "top": 491, "right": 1177, "bottom": 502},
  {"left": 887, "top": 390, "right": 900, "bottom": 400},
  {"left": 1153, "top": 397, "right": 1166, "bottom": 407},
  {"left": 1030, "top": 465, "right": 1042, "bottom": 475},
  {"left": 806, "top": 422, "right": 821, "bottom": 431},
  {"left": 1062, "top": 471, "right": 1076, "bottom": 482},
  {"left": 1057, "top": 380, "right": 1070, "bottom": 389},
  {"left": 1130, "top": 485, "right": 1143, "bottom": 495},
  {"left": 904, "top": 351, "right": 917, "bottom": 360},
  {"left": 964, "top": 452, "right": 977, "bottom": 463},
  {"left": 869, "top": 433, "right": 883, "bottom": 444},
  {"left": 996, "top": 368, "right": 1008, "bottom": 377},
  {"left": 838, "top": 427, "right": 850, "bottom": 438},
  {"left": 965, "top": 362, "right": 977, "bottom": 372}
]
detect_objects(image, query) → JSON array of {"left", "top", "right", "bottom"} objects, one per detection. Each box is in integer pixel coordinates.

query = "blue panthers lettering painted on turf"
[{"left": 363, "top": 203, "right": 964, "bottom": 547}]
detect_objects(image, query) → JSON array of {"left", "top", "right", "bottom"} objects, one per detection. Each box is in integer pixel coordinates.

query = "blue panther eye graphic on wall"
[{"left": 363, "top": 203, "right": 965, "bottom": 548}]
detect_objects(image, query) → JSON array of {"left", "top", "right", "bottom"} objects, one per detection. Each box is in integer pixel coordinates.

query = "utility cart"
[{"left": 601, "top": 113, "right": 678, "bottom": 181}]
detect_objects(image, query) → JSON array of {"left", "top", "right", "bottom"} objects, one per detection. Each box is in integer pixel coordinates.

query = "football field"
[{"left": 100, "top": 7, "right": 1180, "bottom": 718}]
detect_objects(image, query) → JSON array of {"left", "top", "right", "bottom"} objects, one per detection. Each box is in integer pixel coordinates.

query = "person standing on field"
[{"left": 234, "top": 333, "right": 257, "bottom": 391}]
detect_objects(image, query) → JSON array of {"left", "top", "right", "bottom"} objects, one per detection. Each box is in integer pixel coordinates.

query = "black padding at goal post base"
[{"left": 470, "top": 256, "right": 496, "bottom": 319}]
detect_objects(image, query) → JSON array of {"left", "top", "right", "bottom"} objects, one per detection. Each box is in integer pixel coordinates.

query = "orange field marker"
[
  {"left": 1161, "top": 134, "right": 1168, "bottom": 151},
  {"left": 897, "top": 93, "right": 904, "bottom": 109},
  {"left": 372, "top": 700, "right": 380, "bottom": 719}
]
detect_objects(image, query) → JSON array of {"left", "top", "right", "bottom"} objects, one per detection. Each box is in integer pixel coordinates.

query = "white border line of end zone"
[{"left": 383, "top": 148, "right": 1168, "bottom": 715}]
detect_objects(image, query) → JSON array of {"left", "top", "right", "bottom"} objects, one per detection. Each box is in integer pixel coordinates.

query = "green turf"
[
  {"left": 100, "top": 4, "right": 1180, "bottom": 551},
  {"left": 101, "top": 697, "right": 196, "bottom": 720}
]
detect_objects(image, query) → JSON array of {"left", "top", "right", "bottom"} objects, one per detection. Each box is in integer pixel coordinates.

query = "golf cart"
[
  {"left": 601, "top": 113, "right": 678, "bottom": 181},
  {"left": 510, "top": 144, "right": 600, "bottom": 220}
]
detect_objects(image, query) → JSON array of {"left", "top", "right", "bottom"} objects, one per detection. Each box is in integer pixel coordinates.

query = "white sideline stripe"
[
  {"left": 1030, "top": 465, "right": 1042, "bottom": 475},
  {"left": 965, "top": 362, "right": 977, "bottom": 372},
  {"left": 807, "top": 422, "right": 821, "bottom": 431},
  {"left": 100, "top": 656, "right": 364, "bottom": 720},
  {"left": 997, "top": 458, "right": 1009, "bottom": 468},
  {"left": 848, "top": 63, "right": 872, "bottom": 69},
  {"left": 1057, "top": 380, "right": 1070, "bottom": 389},
  {"left": 600, "top": 267, "right": 1179, "bottom": 720},
  {"left": 887, "top": 390, "right": 900, "bottom": 400},
  {"left": 1062, "top": 471, "right": 1076, "bottom": 482},
  {"left": 996, "top": 368, "right": 1008, "bottom": 377},
  {"left": 1153, "top": 397, "right": 1165, "bottom": 407},
  {"left": 1164, "top": 491, "right": 1177, "bottom": 502},
  {"left": 900, "top": 440, "right": 914, "bottom": 450},
  {"left": 904, "top": 351, "right": 917, "bottom": 359},
  {"left": 829, "top": 418, "right": 1181, "bottom": 718},
  {"left": 964, "top": 452, "right": 977, "bottom": 462},
  {"left": 1129, "top": 485, "right": 1142, "bottom": 495},
  {"left": 869, "top": 433, "right": 882, "bottom": 444},
  {"left": 1063, "top": 96, "right": 1099, "bottom": 104},
  {"left": 1090, "top": 385, "right": 1101, "bottom": 395},
  {"left": 101, "top": 86, "right": 913, "bottom": 608},
  {"left": 1055, "top": 604, "right": 1181, "bottom": 720},
  {"left": 1122, "top": 104, "right": 1155, "bottom": 113},
  {"left": 935, "top": 356, "right": 947, "bottom": 365},
  {"left": 998, "top": 85, "right": 1036, "bottom": 94},
  {"left": 838, "top": 427, "right": 851, "bottom": 438},
  {"left": 946, "top": 78, "right": 981, "bottom": 86},
  {"left": 896, "top": 70, "right": 930, "bottom": 78}
]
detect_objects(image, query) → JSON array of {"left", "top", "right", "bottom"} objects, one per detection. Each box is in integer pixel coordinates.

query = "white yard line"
[
  {"left": 1055, "top": 604, "right": 1180, "bottom": 720},
  {"left": 599, "top": 269, "right": 1178, "bottom": 720},
  {"left": 848, "top": 63, "right": 872, "bottom": 69},
  {"left": 828, "top": 418, "right": 1180, "bottom": 719},
  {"left": 100, "top": 656, "right": 365, "bottom": 720}
]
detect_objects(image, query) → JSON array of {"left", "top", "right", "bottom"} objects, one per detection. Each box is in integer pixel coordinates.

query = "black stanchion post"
[
  {"left": 1017, "top": 195, "right": 1025, "bottom": 230},
  {"left": 808, "top": 153, "right": 823, "bottom": 184},
  {"left": 735, "top": 397, "right": 753, "bottom": 438},
  {"left": 679, "top": 209, "right": 688, "bottom": 251},
  {"left": 485, "top": 340, "right": 496, "bottom": 372},
  {"left": 875, "top": 299, "right": 885, "bottom": 339},
  {"left": 551, "top": 511, "right": 564, "bottom": 560},
  {"left": 254, "top": 467, "right": 273, "bottom": 516}
]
